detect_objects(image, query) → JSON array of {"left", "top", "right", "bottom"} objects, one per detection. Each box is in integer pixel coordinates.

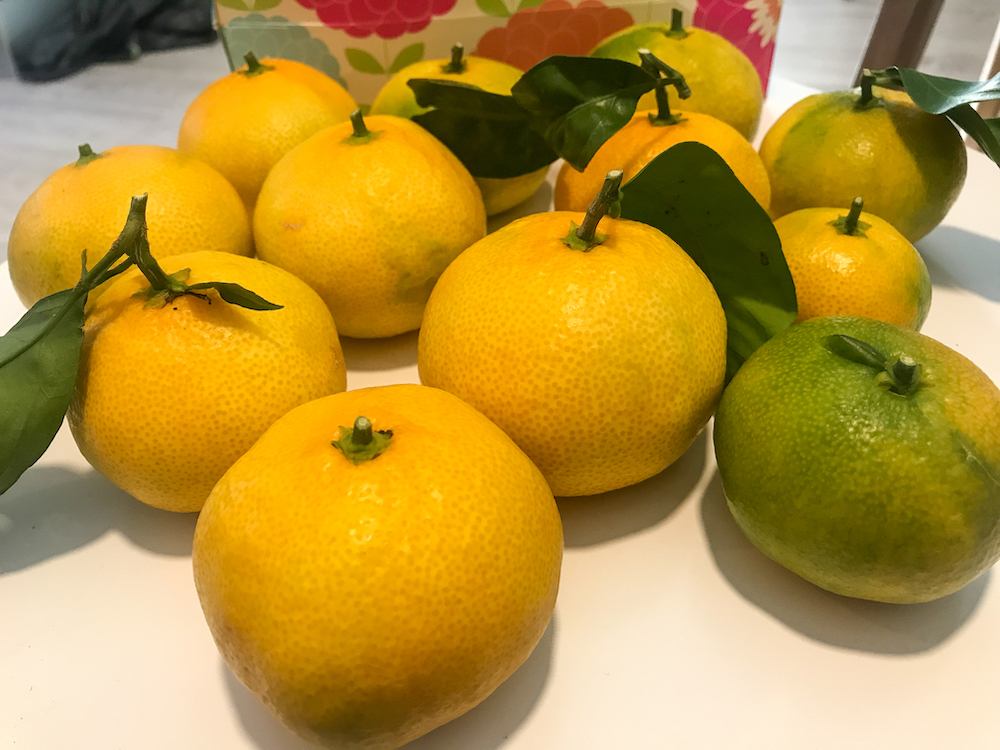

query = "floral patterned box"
[{"left": 213, "top": 0, "right": 781, "bottom": 108}]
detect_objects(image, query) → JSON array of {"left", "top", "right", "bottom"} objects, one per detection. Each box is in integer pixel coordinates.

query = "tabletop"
[{"left": 3, "top": 46, "right": 1000, "bottom": 749}]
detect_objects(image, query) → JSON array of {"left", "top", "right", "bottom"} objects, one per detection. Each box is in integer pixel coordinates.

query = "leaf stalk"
[{"left": 0, "top": 194, "right": 148, "bottom": 368}]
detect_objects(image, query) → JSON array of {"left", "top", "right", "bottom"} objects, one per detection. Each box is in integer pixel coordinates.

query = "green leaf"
[
  {"left": 410, "top": 79, "right": 558, "bottom": 178},
  {"left": 0, "top": 194, "right": 149, "bottom": 495},
  {"left": 345, "top": 48, "right": 385, "bottom": 75},
  {"left": 896, "top": 67, "right": 1000, "bottom": 114},
  {"left": 389, "top": 42, "right": 424, "bottom": 74},
  {"left": 517, "top": 0, "right": 545, "bottom": 8},
  {"left": 0, "top": 289, "right": 85, "bottom": 495},
  {"left": 869, "top": 67, "right": 1000, "bottom": 168},
  {"left": 618, "top": 142, "right": 797, "bottom": 383},
  {"left": 511, "top": 55, "right": 657, "bottom": 170},
  {"left": 825, "top": 334, "right": 886, "bottom": 369},
  {"left": 477, "top": 0, "right": 511, "bottom": 17},
  {"left": 946, "top": 104, "right": 1000, "bottom": 164},
  {"left": 186, "top": 282, "right": 283, "bottom": 311}
]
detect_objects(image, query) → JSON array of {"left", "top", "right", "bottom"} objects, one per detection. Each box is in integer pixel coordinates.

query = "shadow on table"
[
  {"left": 0, "top": 465, "right": 197, "bottom": 574},
  {"left": 340, "top": 330, "right": 419, "bottom": 373},
  {"left": 918, "top": 225, "right": 1000, "bottom": 303},
  {"left": 700, "top": 472, "right": 988, "bottom": 655},
  {"left": 556, "top": 429, "right": 709, "bottom": 548},
  {"left": 227, "top": 613, "right": 558, "bottom": 750}
]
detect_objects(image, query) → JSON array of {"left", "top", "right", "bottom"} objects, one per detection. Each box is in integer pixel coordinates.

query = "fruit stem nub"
[
  {"left": 884, "top": 355, "right": 921, "bottom": 396},
  {"left": 332, "top": 416, "right": 393, "bottom": 464},
  {"left": 844, "top": 197, "right": 863, "bottom": 235},
  {"left": 443, "top": 43, "right": 466, "bottom": 74},
  {"left": 562, "top": 170, "right": 623, "bottom": 252},
  {"left": 75, "top": 143, "right": 101, "bottom": 167},
  {"left": 856, "top": 67, "right": 903, "bottom": 108},
  {"left": 830, "top": 197, "right": 871, "bottom": 237},
  {"left": 241, "top": 51, "right": 274, "bottom": 78},
  {"left": 825, "top": 334, "right": 923, "bottom": 397},
  {"left": 350, "top": 109, "right": 369, "bottom": 137},
  {"left": 666, "top": 8, "right": 688, "bottom": 38},
  {"left": 578, "top": 169, "right": 623, "bottom": 240},
  {"left": 638, "top": 50, "right": 690, "bottom": 126},
  {"left": 353, "top": 416, "right": 374, "bottom": 445}
]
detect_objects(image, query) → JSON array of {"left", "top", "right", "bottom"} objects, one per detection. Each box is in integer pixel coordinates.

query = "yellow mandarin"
[
  {"left": 68, "top": 251, "right": 347, "bottom": 512},
  {"left": 8, "top": 145, "right": 251, "bottom": 307},
  {"left": 193, "top": 384, "right": 563, "bottom": 749},
  {"left": 419, "top": 206, "right": 726, "bottom": 497},
  {"left": 254, "top": 113, "right": 486, "bottom": 339}
]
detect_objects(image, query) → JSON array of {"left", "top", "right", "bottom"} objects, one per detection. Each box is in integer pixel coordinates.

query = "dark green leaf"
[
  {"left": 345, "top": 48, "right": 385, "bottom": 75},
  {"left": 476, "top": 0, "right": 510, "bottom": 17},
  {"left": 517, "top": 0, "right": 545, "bottom": 8},
  {"left": 876, "top": 67, "right": 1000, "bottom": 168},
  {"left": 186, "top": 282, "right": 283, "bottom": 311},
  {"left": 0, "top": 290, "right": 85, "bottom": 494},
  {"left": 511, "top": 55, "right": 656, "bottom": 170},
  {"left": 824, "top": 334, "right": 886, "bottom": 369},
  {"left": 389, "top": 42, "right": 424, "bottom": 74},
  {"left": 945, "top": 104, "right": 1000, "bottom": 164},
  {"left": 618, "top": 142, "right": 797, "bottom": 383},
  {"left": 410, "top": 79, "right": 558, "bottom": 178},
  {"left": 896, "top": 67, "right": 1000, "bottom": 114}
]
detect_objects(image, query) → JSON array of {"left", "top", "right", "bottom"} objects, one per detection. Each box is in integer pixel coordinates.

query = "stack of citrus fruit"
[
  {"left": 178, "top": 53, "right": 356, "bottom": 212},
  {"left": 7, "top": 29, "right": 1000, "bottom": 750},
  {"left": 759, "top": 82, "right": 966, "bottom": 242}
]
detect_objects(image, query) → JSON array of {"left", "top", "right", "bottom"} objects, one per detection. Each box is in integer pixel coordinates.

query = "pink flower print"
[{"left": 296, "top": 0, "right": 458, "bottom": 40}]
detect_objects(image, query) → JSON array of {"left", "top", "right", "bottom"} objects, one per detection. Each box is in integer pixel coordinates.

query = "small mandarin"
[
  {"left": 775, "top": 198, "right": 932, "bottom": 329},
  {"left": 193, "top": 384, "right": 563, "bottom": 748},
  {"left": 555, "top": 63, "right": 769, "bottom": 212},
  {"left": 8, "top": 144, "right": 251, "bottom": 308},
  {"left": 254, "top": 111, "right": 486, "bottom": 339},
  {"left": 555, "top": 108, "right": 771, "bottom": 212},
  {"left": 68, "top": 250, "right": 347, "bottom": 512},
  {"left": 419, "top": 172, "right": 726, "bottom": 496}
]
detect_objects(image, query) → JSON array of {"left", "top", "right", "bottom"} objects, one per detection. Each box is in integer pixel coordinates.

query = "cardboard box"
[{"left": 214, "top": 0, "right": 781, "bottom": 105}]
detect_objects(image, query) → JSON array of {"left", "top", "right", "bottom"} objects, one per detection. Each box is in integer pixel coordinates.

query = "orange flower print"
[{"left": 474, "top": 0, "right": 634, "bottom": 71}]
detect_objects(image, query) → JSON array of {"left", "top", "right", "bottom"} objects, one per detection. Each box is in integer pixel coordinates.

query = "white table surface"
[{"left": 4, "top": 61, "right": 1000, "bottom": 749}]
